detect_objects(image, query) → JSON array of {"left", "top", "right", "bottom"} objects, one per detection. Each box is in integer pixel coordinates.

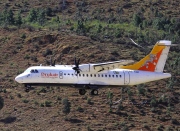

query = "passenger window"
[
  {"left": 105, "top": 75, "right": 107, "bottom": 77},
  {"left": 98, "top": 74, "right": 100, "bottom": 77},
  {"left": 90, "top": 74, "right": 92, "bottom": 77},
  {"left": 109, "top": 75, "right": 111, "bottom": 77},
  {"left": 35, "top": 69, "right": 38, "bottom": 73},
  {"left": 119, "top": 75, "right": 121, "bottom": 77},
  {"left": 102, "top": 74, "right": 103, "bottom": 77},
  {"left": 79, "top": 74, "right": 81, "bottom": 77},
  {"left": 83, "top": 74, "right": 85, "bottom": 77},
  {"left": 94, "top": 74, "right": 96, "bottom": 77},
  {"left": 112, "top": 75, "right": 114, "bottom": 77},
  {"left": 86, "top": 74, "right": 88, "bottom": 77},
  {"left": 116, "top": 75, "right": 118, "bottom": 77},
  {"left": 64, "top": 73, "right": 66, "bottom": 75},
  {"left": 30, "top": 70, "right": 34, "bottom": 73}
]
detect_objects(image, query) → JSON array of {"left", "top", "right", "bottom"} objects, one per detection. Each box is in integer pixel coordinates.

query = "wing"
[{"left": 93, "top": 60, "right": 134, "bottom": 72}]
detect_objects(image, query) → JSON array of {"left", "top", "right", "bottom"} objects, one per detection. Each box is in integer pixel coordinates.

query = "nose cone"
[{"left": 15, "top": 75, "right": 23, "bottom": 83}]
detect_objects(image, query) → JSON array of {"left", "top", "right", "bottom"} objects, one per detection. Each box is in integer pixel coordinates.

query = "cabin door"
[{"left": 124, "top": 71, "right": 130, "bottom": 85}]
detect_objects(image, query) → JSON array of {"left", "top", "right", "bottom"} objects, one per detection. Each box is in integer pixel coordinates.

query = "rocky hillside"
[{"left": 0, "top": 0, "right": 179, "bottom": 130}]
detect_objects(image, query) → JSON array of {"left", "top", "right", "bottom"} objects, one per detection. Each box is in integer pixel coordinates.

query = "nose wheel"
[
  {"left": 25, "top": 85, "right": 31, "bottom": 92},
  {"left": 79, "top": 89, "right": 86, "bottom": 95}
]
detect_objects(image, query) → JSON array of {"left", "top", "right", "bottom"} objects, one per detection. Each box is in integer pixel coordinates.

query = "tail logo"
[{"left": 138, "top": 49, "right": 163, "bottom": 71}]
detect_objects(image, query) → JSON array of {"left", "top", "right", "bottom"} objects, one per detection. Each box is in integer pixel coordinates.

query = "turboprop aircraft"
[{"left": 15, "top": 40, "right": 172, "bottom": 95}]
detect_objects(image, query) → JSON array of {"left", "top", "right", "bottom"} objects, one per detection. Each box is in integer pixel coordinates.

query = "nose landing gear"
[
  {"left": 79, "top": 89, "right": 86, "bottom": 95},
  {"left": 25, "top": 85, "right": 31, "bottom": 92}
]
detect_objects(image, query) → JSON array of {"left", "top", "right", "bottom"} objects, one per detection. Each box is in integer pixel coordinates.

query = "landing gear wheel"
[
  {"left": 91, "top": 89, "right": 98, "bottom": 95},
  {"left": 25, "top": 88, "right": 29, "bottom": 92},
  {"left": 25, "top": 85, "right": 31, "bottom": 92},
  {"left": 79, "top": 89, "right": 86, "bottom": 95}
]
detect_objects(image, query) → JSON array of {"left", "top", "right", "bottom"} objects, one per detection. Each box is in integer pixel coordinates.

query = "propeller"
[
  {"left": 129, "top": 38, "right": 144, "bottom": 49},
  {"left": 129, "top": 38, "right": 151, "bottom": 55},
  {"left": 50, "top": 56, "right": 56, "bottom": 66},
  {"left": 72, "top": 57, "right": 81, "bottom": 74}
]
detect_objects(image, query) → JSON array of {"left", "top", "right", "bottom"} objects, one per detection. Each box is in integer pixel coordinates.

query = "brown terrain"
[{"left": 0, "top": 0, "right": 179, "bottom": 131}]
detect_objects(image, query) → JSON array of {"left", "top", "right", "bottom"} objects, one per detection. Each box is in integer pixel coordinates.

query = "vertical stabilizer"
[
  {"left": 154, "top": 40, "right": 171, "bottom": 72},
  {"left": 121, "top": 40, "right": 171, "bottom": 72}
]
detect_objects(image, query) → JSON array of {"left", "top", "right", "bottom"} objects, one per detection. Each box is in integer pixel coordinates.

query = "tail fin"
[{"left": 121, "top": 40, "right": 171, "bottom": 72}]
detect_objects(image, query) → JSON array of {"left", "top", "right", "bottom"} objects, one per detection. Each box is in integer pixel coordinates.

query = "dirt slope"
[{"left": 0, "top": 0, "right": 179, "bottom": 130}]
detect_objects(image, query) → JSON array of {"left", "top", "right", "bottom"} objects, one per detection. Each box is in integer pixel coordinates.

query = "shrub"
[
  {"left": 21, "top": 33, "right": 26, "bottom": 39},
  {"left": 121, "top": 125, "right": 129, "bottom": 131},
  {"left": 150, "top": 98, "right": 157, "bottom": 107},
  {"left": 27, "top": 8, "right": 37, "bottom": 22},
  {"left": 22, "top": 99, "right": 29, "bottom": 103},
  {"left": 0, "top": 96, "right": 4, "bottom": 110},
  {"left": 62, "top": 98, "right": 71, "bottom": 115},
  {"left": 17, "top": 93, "right": 22, "bottom": 98},
  {"left": 171, "top": 118, "right": 179, "bottom": 125},
  {"left": 116, "top": 103, "right": 123, "bottom": 113},
  {"left": 77, "top": 106, "right": 84, "bottom": 112},
  {"left": 132, "top": 13, "right": 142, "bottom": 27},
  {"left": 43, "top": 49, "right": 52, "bottom": 57},
  {"left": 44, "top": 100, "right": 52, "bottom": 107},
  {"left": 87, "top": 98, "right": 92, "bottom": 104},
  {"left": 46, "top": 7, "right": 52, "bottom": 16},
  {"left": 137, "top": 84, "right": 146, "bottom": 95}
]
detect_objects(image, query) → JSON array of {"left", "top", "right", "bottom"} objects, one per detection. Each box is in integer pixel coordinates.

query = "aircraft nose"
[{"left": 15, "top": 75, "right": 23, "bottom": 83}]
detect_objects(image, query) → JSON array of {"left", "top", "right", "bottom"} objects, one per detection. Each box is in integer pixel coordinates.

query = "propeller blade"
[
  {"left": 52, "top": 59, "right": 56, "bottom": 66},
  {"left": 77, "top": 58, "right": 80, "bottom": 67},
  {"left": 72, "top": 57, "right": 81, "bottom": 74},
  {"left": 74, "top": 57, "right": 77, "bottom": 65},
  {"left": 129, "top": 38, "right": 144, "bottom": 49},
  {"left": 50, "top": 57, "right": 52, "bottom": 66}
]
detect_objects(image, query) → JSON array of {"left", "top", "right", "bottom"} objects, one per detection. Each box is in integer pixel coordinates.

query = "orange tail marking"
[
  {"left": 121, "top": 44, "right": 165, "bottom": 72},
  {"left": 138, "top": 49, "right": 163, "bottom": 71}
]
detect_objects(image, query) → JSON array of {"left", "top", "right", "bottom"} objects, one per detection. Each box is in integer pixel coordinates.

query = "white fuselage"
[{"left": 15, "top": 65, "right": 171, "bottom": 88}]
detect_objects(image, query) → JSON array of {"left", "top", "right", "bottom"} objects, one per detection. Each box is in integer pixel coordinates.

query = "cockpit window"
[
  {"left": 30, "top": 69, "right": 39, "bottom": 73},
  {"left": 35, "top": 69, "right": 38, "bottom": 73}
]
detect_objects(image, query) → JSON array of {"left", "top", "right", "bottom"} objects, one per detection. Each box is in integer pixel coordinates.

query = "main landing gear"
[
  {"left": 78, "top": 89, "right": 98, "bottom": 95},
  {"left": 79, "top": 89, "right": 86, "bottom": 95},
  {"left": 91, "top": 89, "right": 98, "bottom": 95}
]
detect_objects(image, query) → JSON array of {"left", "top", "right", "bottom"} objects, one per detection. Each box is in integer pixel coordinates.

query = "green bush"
[
  {"left": 22, "top": 99, "right": 29, "bottom": 103},
  {"left": 150, "top": 97, "right": 157, "bottom": 107},
  {"left": 0, "top": 96, "right": 4, "bottom": 110},
  {"left": 62, "top": 98, "right": 71, "bottom": 115},
  {"left": 132, "top": 13, "right": 142, "bottom": 27},
  {"left": 44, "top": 100, "right": 52, "bottom": 107}
]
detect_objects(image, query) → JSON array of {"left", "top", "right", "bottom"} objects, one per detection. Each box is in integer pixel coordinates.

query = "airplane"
[{"left": 15, "top": 40, "right": 172, "bottom": 95}]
